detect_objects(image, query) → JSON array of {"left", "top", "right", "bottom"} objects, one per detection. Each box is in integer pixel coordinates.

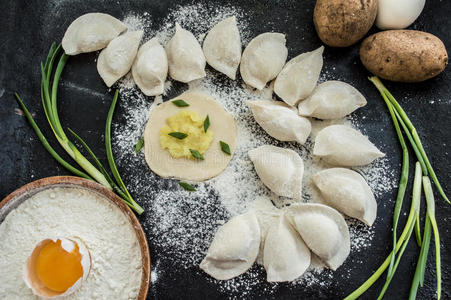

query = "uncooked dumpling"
[
  {"left": 62, "top": 13, "right": 127, "bottom": 55},
  {"left": 312, "top": 168, "right": 377, "bottom": 226},
  {"left": 200, "top": 212, "right": 260, "bottom": 280},
  {"left": 287, "top": 203, "right": 350, "bottom": 270},
  {"left": 298, "top": 81, "right": 367, "bottom": 119},
  {"left": 248, "top": 145, "right": 304, "bottom": 200},
  {"left": 240, "top": 33, "right": 288, "bottom": 90},
  {"left": 263, "top": 214, "right": 311, "bottom": 282},
  {"left": 97, "top": 31, "right": 143, "bottom": 87},
  {"left": 203, "top": 16, "right": 242, "bottom": 80},
  {"left": 274, "top": 46, "right": 324, "bottom": 106},
  {"left": 166, "top": 23, "right": 206, "bottom": 83},
  {"left": 132, "top": 38, "right": 168, "bottom": 96},
  {"left": 247, "top": 100, "right": 311, "bottom": 144},
  {"left": 313, "top": 125, "right": 385, "bottom": 167},
  {"left": 144, "top": 92, "right": 237, "bottom": 181}
]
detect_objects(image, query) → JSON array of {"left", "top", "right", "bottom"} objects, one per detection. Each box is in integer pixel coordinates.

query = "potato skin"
[
  {"left": 360, "top": 30, "right": 448, "bottom": 82},
  {"left": 314, "top": 0, "right": 377, "bottom": 47}
]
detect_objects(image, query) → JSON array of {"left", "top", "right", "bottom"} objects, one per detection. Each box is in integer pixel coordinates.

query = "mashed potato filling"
[{"left": 160, "top": 110, "right": 213, "bottom": 159}]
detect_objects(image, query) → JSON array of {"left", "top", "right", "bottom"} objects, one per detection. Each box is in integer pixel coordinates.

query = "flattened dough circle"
[{"left": 144, "top": 91, "right": 237, "bottom": 181}]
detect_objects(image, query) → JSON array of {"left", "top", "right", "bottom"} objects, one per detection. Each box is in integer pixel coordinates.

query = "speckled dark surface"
[{"left": 0, "top": 0, "right": 450, "bottom": 299}]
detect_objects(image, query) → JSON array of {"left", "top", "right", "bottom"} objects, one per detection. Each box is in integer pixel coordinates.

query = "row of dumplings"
[
  {"left": 249, "top": 144, "right": 379, "bottom": 226},
  {"left": 200, "top": 202, "right": 350, "bottom": 282},
  {"left": 61, "top": 12, "right": 365, "bottom": 111}
]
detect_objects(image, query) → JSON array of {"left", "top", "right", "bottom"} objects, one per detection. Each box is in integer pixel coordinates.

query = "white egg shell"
[
  {"left": 376, "top": 0, "right": 426, "bottom": 30},
  {"left": 23, "top": 237, "right": 91, "bottom": 299}
]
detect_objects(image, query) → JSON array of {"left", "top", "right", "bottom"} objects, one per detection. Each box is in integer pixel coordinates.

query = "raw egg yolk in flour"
[
  {"left": 35, "top": 239, "right": 83, "bottom": 292},
  {"left": 160, "top": 110, "right": 213, "bottom": 159}
]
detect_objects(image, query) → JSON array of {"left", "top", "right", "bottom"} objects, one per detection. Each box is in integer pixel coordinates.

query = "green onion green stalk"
[
  {"left": 14, "top": 43, "right": 144, "bottom": 215},
  {"left": 344, "top": 77, "right": 446, "bottom": 299}
]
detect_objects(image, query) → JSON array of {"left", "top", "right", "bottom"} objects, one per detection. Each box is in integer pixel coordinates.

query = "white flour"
[
  {"left": 0, "top": 187, "right": 142, "bottom": 300},
  {"left": 109, "top": 3, "right": 396, "bottom": 297}
]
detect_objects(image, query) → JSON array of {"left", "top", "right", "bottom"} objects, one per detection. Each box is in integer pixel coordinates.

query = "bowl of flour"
[{"left": 0, "top": 176, "right": 150, "bottom": 300}]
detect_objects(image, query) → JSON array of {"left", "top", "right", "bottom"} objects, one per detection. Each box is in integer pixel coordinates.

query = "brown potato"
[
  {"left": 360, "top": 30, "right": 448, "bottom": 82},
  {"left": 314, "top": 0, "right": 377, "bottom": 47}
]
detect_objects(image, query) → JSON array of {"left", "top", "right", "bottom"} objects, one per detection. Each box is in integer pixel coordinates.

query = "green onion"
[
  {"left": 370, "top": 76, "right": 449, "bottom": 204},
  {"left": 377, "top": 162, "right": 422, "bottom": 300},
  {"left": 169, "top": 132, "right": 188, "bottom": 139},
  {"left": 373, "top": 82, "right": 409, "bottom": 277},
  {"left": 423, "top": 176, "right": 441, "bottom": 300},
  {"left": 190, "top": 149, "right": 204, "bottom": 160},
  {"left": 346, "top": 77, "right": 447, "bottom": 299},
  {"left": 15, "top": 43, "right": 144, "bottom": 215},
  {"left": 220, "top": 141, "right": 231, "bottom": 155},
  {"left": 14, "top": 93, "right": 92, "bottom": 180},
  {"left": 179, "top": 181, "right": 196, "bottom": 191},
  {"left": 344, "top": 163, "right": 422, "bottom": 300},
  {"left": 203, "top": 115, "right": 210, "bottom": 133},
  {"left": 135, "top": 137, "right": 144, "bottom": 153},
  {"left": 172, "top": 99, "right": 189, "bottom": 107},
  {"left": 40, "top": 50, "right": 111, "bottom": 188},
  {"left": 106, "top": 91, "right": 144, "bottom": 215},
  {"left": 409, "top": 213, "right": 432, "bottom": 299}
]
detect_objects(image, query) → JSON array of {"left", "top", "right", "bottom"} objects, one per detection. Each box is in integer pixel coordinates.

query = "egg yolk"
[
  {"left": 160, "top": 110, "right": 214, "bottom": 159},
  {"left": 35, "top": 240, "right": 83, "bottom": 292}
]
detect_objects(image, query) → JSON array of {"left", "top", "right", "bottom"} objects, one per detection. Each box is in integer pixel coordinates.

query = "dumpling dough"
[
  {"left": 263, "top": 214, "right": 311, "bottom": 282},
  {"left": 287, "top": 203, "right": 350, "bottom": 270},
  {"left": 312, "top": 168, "right": 377, "bottom": 226},
  {"left": 248, "top": 145, "right": 304, "bottom": 200},
  {"left": 97, "top": 31, "right": 143, "bottom": 87},
  {"left": 240, "top": 33, "right": 288, "bottom": 90},
  {"left": 144, "top": 92, "right": 237, "bottom": 181},
  {"left": 132, "top": 38, "right": 168, "bottom": 96},
  {"left": 247, "top": 100, "right": 311, "bottom": 144},
  {"left": 274, "top": 46, "right": 324, "bottom": 106},
  {"left": 313, "top": 125, "right": 385, "bottom": 167},
  {"left": 203, "top": 16, "right": 242, "bottom": 80},
  {"left": 200, "top": 212, "right": 260, "bottom": 280},
  {"left": 298, "top": 81, "right": 367, "bottom": 119},
  {"left": 166, "top": 23, "right": 206, "bottom": 83},
  {"left": 62, "top": 13, "right": 127, "bottom": 55}
]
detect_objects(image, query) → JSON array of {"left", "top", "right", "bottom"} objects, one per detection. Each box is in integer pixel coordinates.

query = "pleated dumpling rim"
[
  {"left": 311, "top": 167, "right": 377, "bottom": 226},
  {"left": 313, "top": 124, "right": 385, "bottom": 167},
  {"left": 62, "top": 13, "right": 127, "bottom": 55},
  {"left": 286, "top": 203, "right": 350, "bottom": 271},
  {"left": 199, "top": 212, "right": 261, "bottom": 280},
  {"left": 263, "top": 213, "right": 311, "bottom": 282}
]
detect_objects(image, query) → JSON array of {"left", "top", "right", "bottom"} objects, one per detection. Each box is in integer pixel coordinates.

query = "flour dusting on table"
[{"left": 109, "top": 3, "right": 395, "bottom": 297}]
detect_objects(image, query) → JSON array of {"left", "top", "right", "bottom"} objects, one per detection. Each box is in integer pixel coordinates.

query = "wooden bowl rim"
[{"left": 0, "top": 176, "right": 150, "bottom": 300}]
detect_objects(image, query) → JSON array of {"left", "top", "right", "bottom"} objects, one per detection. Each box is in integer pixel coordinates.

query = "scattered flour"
[{"left": 105, "top": 3, "right": 395, "bottom": 297}]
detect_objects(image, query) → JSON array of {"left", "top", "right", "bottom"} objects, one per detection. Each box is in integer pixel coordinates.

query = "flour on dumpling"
[
  {"left": 274, "top": 46, "right": 324, "bottom": 106},
  {"left": 240, "top": 33, "right": 288, "bottom": 90},
  {"left": 132, "top": 38, "right": 168, "bottom": 96},
  {"left": 203, "top": 16, "right": 242, "bottom": 80},
  {"left": 200, "top": 212, "right": 260, "bottom": 280},
  {"left": 247, "top": 100, "right": 311, "bottom": 144},
  {"left": 97, "top": 31, "right": 143, "bottom": 87},
  {"left": 166, "top": 23, "right": 206, "bottom": 83},
  {"left": 263, "top": 214, "right": 311, "bottom": 282},
  {"left": 313, "top": 125, "right": 385, "bottom": 167},
  {"left": 312, "top": 168, "right": 377, "bottom": 226},
  {"left": 298, "top": 81, "right": 367, "bottom": 119},
  {"left": 62, "top": 13, "right": 127, "bottom": 55},
  {"left": 287, "top": 203, "right": 350, "bottom": 270},
  {"left": 248, "top": 145, "right": 304, "bottom": 199}
]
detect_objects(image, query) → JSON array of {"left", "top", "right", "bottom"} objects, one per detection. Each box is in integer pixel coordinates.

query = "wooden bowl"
[{"left": 0, "top": 176, "right": 150, "bottom": 300}]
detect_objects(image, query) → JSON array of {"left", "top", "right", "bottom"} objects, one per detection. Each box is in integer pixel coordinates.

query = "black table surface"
[{"left": 0, "top": 0, "right": 450, "bottom": 299}]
